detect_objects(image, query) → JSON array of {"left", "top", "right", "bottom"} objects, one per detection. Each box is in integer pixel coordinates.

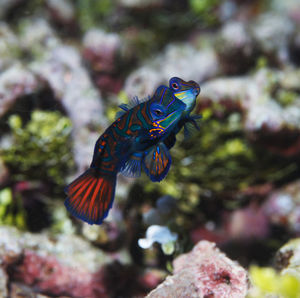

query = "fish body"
[{"left": 65, "top": 85, "right": 186, "bottom": 225}]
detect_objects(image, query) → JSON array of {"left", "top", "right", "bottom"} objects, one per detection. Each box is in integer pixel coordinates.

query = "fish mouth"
[
  {"left": 193, "top": 86, "right": 201, "bottom": 96},
  {"left": 188, "top": 80, "right": 201, "bottom": 96}
]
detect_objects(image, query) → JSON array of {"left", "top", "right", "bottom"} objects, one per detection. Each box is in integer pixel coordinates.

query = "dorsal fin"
[{"left": 115, "top": 95, "right": 151, "bottom": 119}]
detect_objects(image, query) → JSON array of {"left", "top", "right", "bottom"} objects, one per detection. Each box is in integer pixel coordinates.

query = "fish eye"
[
  {"left": 154, "top": 109, "right": 164, "bottom": 116},
  {"left": 172, "top": 82, "right": 179, "bottom": 90}
]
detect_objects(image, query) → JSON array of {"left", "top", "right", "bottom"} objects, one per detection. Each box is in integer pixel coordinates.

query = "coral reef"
[
  {"left": 0, "top": 64, "right": 39, "bottom": 117},
  {"left": 0, "top": 226, "right": 154, "bottom": 297},
  {"left": 124, "top": 43, "right": 219, "bottom": 100},
  {"left": 0, "top": 18, "right": 105, "bottom": 174},
  {"left": 0, "top": 0, "right": 300, "bottom": 296}
]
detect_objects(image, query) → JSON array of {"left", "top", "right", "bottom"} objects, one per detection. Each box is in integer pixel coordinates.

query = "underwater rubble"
[{"left": 0, "top": 225, "right": 159, "bottom": 297}]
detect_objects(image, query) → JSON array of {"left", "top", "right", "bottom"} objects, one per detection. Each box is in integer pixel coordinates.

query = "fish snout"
[{"left": 189, "top": 80, "right": 201, "bottom": 96}]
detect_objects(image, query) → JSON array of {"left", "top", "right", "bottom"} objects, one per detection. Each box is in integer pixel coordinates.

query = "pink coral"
[
  {"left": 12, "top": 250, "right": 108, "bottom": 298},
  {"left": 147, "top": 241, "right": 248, "bottom": 298}
]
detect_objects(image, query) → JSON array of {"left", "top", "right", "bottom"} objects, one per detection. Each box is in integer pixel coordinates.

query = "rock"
[
  {"left": 0, "top": 0, "right": 24, "bottom": 19},
  {"left": 245, "top": 69, "right": 300, "bottom": 133},
  {"left": 125, "top": 43, "right": 219, "bottom": 100},
  {"left": 82, "top": 222, "right": 126, "bottom": 251},
  {"left": 19, "top": 18, "right": 59, "bottom": 55},
  {"left": 0, "top": 267, "right": 8, "bottom": 298},
  {"left": 12, "top": 250, "right": 107, "bottom": 298},
  {"left": 289, "top": 30, "right": 300, "bottom": 65},
  {"left": 0, "top": 158, "right": 9, "bottom": 187},
  {"left": 10, "top": 282, "right": 51, "bottom": 298},
  {"left": 275, "top": 238, "right": 300, "bottom": 279},
  {"left": 118, "top": 0, "right": 166, "bottom": 9},
  {"left": 270, "top": 0, "right": 300, "bottom": 23},
  {"left": 216, "top": 21, "right": 258, "bottom": 74},
  {"left": 0, "top": 226, "right": 114, "bottom": 297},
  {"left": 199, "top": 68, "right": 300, "bottom": 156},
  {"left": 0, "top": 226, "right": 112, "bottom": 272},
  {"left": 263, "top": 180, "right": 300, "bottom": 233},
  {"left": 190, "top": 202, "right": 270, "bottom": 247},
  {"left": 0, "top": 64, "right": 39, "bottom": 118},
  {"left": 250, "top": 13, "right": 295, "bottom": 65},
  {"left": 225, "top": 203, "right": 269, "bottom": 240},
  {"left": 83, "top": 29, "right": 123, "bottom": 93},
  {"left": 83, "top": 29, "right": 122, "bottom": 74},
  {"left": 147, "top": 241, "right": 249, "bottom": 297},
  {"left": 0, "top": 19, "right": 105, "bottom": 173},
  {"left": 30, "top": 43, "right": 105, "bottom": 172},
  {"left": 0, "top": 226, "right": 153, "bottom": 297},
  {"left": 0, "top": 23, "right": 20, "bottom": 71},
  {"left": 46, "top": 0, "right": 75, "bottom": 24},
  {"left": 139, "top": 269, "right": 166, "bottom": 291}
]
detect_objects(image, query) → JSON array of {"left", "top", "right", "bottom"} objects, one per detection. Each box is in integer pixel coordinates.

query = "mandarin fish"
[
  {"left": 65, "top": 85, "right": 186, "bottom": 225},
  {"left": 121, "top": 77, "right": 201, "bottom": 182}
]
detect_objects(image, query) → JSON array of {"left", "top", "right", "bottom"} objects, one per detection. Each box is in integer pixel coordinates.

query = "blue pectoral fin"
[
  {"left": 120, "top": 152, "right": 143, "bottom": 178},
  {"left": 184, "top": 114, "right": 202, "bottom": 139},
  {"left": 142, "top": 142, "right": 171, "bottom": 182}
]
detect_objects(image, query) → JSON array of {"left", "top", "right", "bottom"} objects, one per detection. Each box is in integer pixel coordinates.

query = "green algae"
[
  {"left": 1, "top": 110, "right": 74, "bottom": 185},
  {"left": 50, "top": 202, "right": 75, "bottom": 235},
  {"left": 77, "top": 0, "right": 113, "bottom": 31},
  {"left": 0, "top": 188, "right": 27, "bottom": 229},
  {"left": 276, "top": 90, "right": 297, "bottom": 107},
  {"left": 189, "top": 0, "right": 220, "bottom": 25},
  {"left": 249, "top": 266, "right": 300, "bottom": 298},
  {"left": 255, "top": 56, "right": 269, "bottom": 70}
]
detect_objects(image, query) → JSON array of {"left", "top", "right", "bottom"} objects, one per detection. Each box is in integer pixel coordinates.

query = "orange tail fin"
[{"left": 64, "top": 168, "right": 116, "bottom": 225}]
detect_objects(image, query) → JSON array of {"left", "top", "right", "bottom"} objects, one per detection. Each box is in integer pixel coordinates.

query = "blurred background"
[{"left": 0, "top": 0, "right": 300, "bottom": 297}]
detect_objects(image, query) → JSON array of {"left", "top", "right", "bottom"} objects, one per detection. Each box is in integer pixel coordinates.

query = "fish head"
[
  {"left": 169, "top": 77, "right": 200, "bottom": 113},
  {"left": 149, "top": 86, "right": 186, "bottom": 138}
]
